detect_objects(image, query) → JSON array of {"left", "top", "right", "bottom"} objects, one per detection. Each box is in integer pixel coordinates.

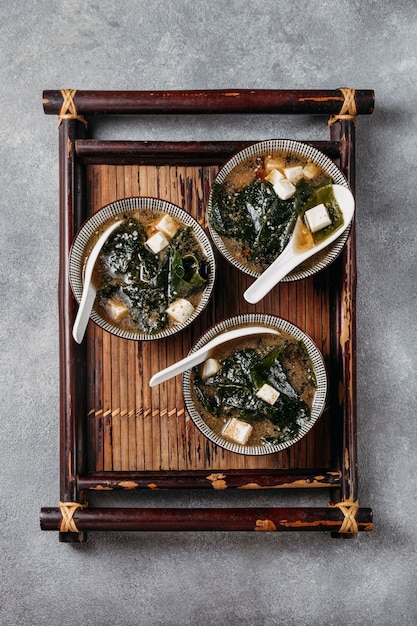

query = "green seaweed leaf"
[{"left": 194, "top": 343, "right": 312, "bottom": 444}]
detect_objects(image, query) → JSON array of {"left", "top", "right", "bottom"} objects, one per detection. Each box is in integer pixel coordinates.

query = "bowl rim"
[
  {"left": 207, "top": 138, "right": 350, "bottom": 281},
  {"left": 68, "top": 196, "right": 216, "bottom": 341},
  {"left": 182, "top": 313, "right": 328, "bottom": 456}
]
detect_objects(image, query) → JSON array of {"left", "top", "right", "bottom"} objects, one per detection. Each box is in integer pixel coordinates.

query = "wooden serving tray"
[{"left": 40, "top": 89, "right": 374, "bottom": 541}]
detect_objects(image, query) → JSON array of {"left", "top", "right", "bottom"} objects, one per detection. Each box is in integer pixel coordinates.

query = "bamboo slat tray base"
[
  {"left": 86, "top": 162, "right": 333, "bottom": 477},
  {"left": 39, "top": 89, "right": 374, "bottom": 540}
]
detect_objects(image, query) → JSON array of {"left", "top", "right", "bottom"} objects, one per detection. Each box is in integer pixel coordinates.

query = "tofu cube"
[
  {"left": 264, "top": 155, "right": 285, "bottom": 173},
  {"left": 302, "top": 162, "right": 319, "bottom": 180},
  {"left": 255, "top": 383, "right": 280, "bottom": 405},
  {"left": 166, "top": 298, "right": 195, "bottom": 324},
  {"left": 155, "top": 214, "right": 179, "bottom": 239},
  {"left": 265, "top": 167, "right": 284, "bottom": 186},
  {"left": 106, "top": 298, "right": 129, "bottom": 322},
  {"left": 146, "top": 231, "right": 170, "bottom": 254},
  {"left": 304, "top": 203, "right": 332, "bottom": 234},
  {"left": 201, "top": 358, "right": 222, "bottom": 380},
  {"left": 222, "top": 417, "right": 253, "bottom": 446},
  {"left": 272, "top": 178, "right": 296, "bottom": 200},
  {"left": 284, "top": 165, "right": 304, "bottom": 184}
]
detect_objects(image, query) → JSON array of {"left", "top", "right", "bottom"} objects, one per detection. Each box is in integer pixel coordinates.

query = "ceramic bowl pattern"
[
  {"left": 182, "top": 313, "right": 327, "bottom": 456},
  {"left": 207, "top": 139, "right": 350, "bottom": 281},
  {"left": 69, "top": 196, "right": 216, "bottom": 341}
]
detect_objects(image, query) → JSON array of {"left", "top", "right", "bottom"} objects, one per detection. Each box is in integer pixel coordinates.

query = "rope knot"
[
  {"left": 329, "top": 495, "right": 359, "bottom": 534},
  {"left": 328, "top": 87, "right": 357, "bottom": 126},
  {"left": 58, "top": 89, "right": 88, "bottom": 127},
  {"left": 58, "top": 501, "right": 86, "bottom": 533}
]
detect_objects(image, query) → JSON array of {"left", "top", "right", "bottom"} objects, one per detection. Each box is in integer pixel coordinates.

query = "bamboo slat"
[{"left": 83, "top": 163, "right": 334, "bottom": 474}]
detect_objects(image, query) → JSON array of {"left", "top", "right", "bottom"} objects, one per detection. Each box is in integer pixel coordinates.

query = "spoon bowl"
[{"left": 244, "top": 185, "right": 355, "bottom": 304}]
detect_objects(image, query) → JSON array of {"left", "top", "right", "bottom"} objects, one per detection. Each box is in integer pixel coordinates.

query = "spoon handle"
[
  {"left": 149, "top": 326, "right": 280, "bottom": 386},
  {"left": 149, "top": 348, "right": 210, "bottom": 387},
  {"left": 72, "top": 219, "right": 123, "bottom": 344},
  {"left": 72, "top": 283, "right": 97, "bottom": 344},
  {"left": 244, "top": 243, "right": 296, "bottom": 304}
]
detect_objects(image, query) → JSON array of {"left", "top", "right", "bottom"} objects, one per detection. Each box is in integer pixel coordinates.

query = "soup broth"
[
  {"left": 83, "top": 210, "right": 210, "bottom": 335},
  {"left": 209, "top": 150, "right": 342, "bottom": 273},
  {"left": 190, "top": 327, "right": 318, "bottom": 448}
]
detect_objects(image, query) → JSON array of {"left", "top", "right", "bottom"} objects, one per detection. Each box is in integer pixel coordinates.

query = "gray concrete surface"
[{"left": 1, "top": 1, "right": 416, "bottom": 624}]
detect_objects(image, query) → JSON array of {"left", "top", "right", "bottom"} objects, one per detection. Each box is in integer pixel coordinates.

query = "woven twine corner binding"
[
  {"left": 58, "top": 89, "right": 88, "bottom": 127},
  {"left": 58, "top": 501, "right": 86, "bottom": 533},
  {"left": 329, "top": 495, "right": 359, "bottom": 533},
  {"left": 328, "top": 87, "right": 357, "bottom": 126}
]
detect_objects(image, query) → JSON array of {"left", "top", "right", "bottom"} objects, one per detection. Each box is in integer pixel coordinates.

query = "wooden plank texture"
[{"left": 83, "top": 162, "right": 334, "bottom": 474}]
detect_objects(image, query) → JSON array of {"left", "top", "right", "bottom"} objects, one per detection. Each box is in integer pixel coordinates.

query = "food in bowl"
[
  {"left": 208, "top": 139, "right": 349, "bottom": 279},
  {"left": 69, "top": 197, "right": 215, "bottom": 340},
  {"left": 183, "top": 315, "right": 327, "bottom": 455},
  {"left": 91, "top": 213, "right": 210, "bottom": 334},
  {"left": 191, "top": 330, "right": 316, "bottom": 447}
]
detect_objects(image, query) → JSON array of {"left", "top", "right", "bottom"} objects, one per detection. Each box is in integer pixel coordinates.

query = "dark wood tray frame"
[{"left": 40, "top": 89, "right": 374, "bottom": 541}]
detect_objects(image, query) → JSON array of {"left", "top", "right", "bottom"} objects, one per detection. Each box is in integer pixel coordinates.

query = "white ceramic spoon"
[
  {"left": 72, "top": 219, "right": 123, "bottom": 344},
  {"left": 149, "top": 326, "right": 280, "bottom": 387},
  {"left": 244, "top": 185, "right": 355, "bottom": 305}
]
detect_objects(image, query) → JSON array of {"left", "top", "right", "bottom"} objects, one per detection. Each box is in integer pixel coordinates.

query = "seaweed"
[
  {"left": 194, "top": 343, "right": 313, "bottom": 445},
  {"left": 96, "top": 218, "right": 209, "bottom": 332},
  {"left": 204, "top": 348, "right": 260, "bottom": 388},
  {"left": 209, "top": 174, "right": 340, "bottom": 270},
  {"left": 281, "top": 340, "right": 318, "bottom": 392},
  {"left": 208, "top": 181, "right": 255, "bottom": 241},
  {"left": 122, "top": 284, "right": 167, "bottom": 334},
  {"left": 164, "top": 247, "right": 208, "bottom": 303},
  {"left": 171, "top": 226, "right": 205, "bottom": 260},
  {"left": 251, "top": 345, "right": 299, "bottom": 401},
  {"left": 102, "top": 217, "right": 159, "bottom": 283}
]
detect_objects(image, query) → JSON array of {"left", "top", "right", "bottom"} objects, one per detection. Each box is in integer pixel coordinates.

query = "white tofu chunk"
[
  {"left": 201, "top": 358, "right": 222, "bottom": 380},
  {"left": 272, "top": 178, "right": 296, "bottom": 200},
  {"left": 146, "top": 231, "right": 170, "bottom": 254},
  {"left": 284, "top": 165, "right": 304, "bottom": 183},
  {"left": 222, "top": 417, "right": 253, "bottom": 446},
  {"left": 265, "top": 167, "right": 284, "bottom": 186},
  {"left": 302, "top": 162, "right": 319, "bottom": 180},
  {"left": 304, "top": 203, "right": 332, "bottom": 234},
  {"left": 264, "top": 155, "right": 285, "bottom": 173},
  {"left": 155, "top": 214, "right": 179, "bottom": 239},
  {"left": 255, "top": 383, "right": 280, "bottom": 405},
  {"left": 105, "top": 298, "right": 129, "bottom": 322},
  {"left": 166, "top": 298, "right": 195, "bottom": 324}
]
